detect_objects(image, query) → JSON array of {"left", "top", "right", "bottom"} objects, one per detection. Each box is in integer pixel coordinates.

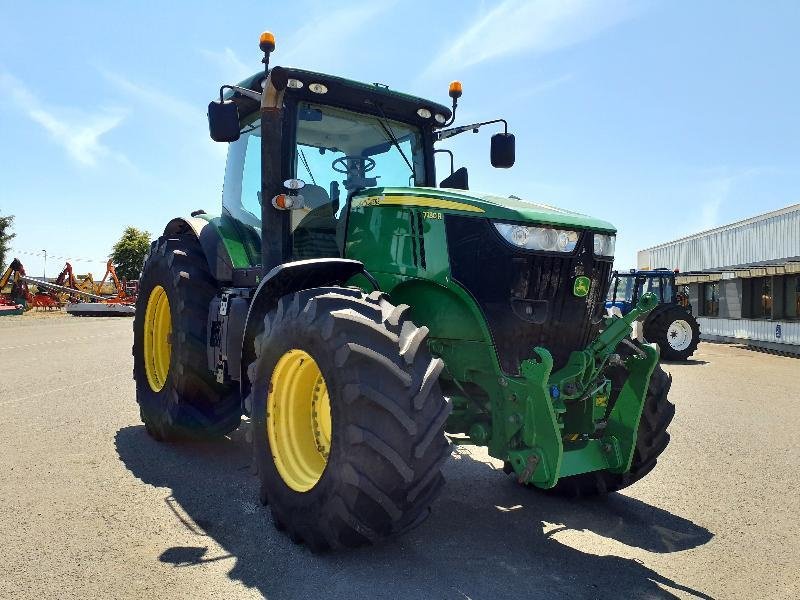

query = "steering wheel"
[{"left": 332, "top": 155, "right": 376, "bottom": 174}]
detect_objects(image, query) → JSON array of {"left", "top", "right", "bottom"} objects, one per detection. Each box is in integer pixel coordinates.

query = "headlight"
[
  {"left": 593, "top": 233, "right": 615, "bottom": 256},
  {"left": 494, "top": 223, "right": 579, "bottom": 252}
]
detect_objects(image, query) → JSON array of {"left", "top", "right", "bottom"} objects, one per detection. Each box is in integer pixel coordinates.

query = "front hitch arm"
[
  {"left": 589, "top": 291, "right": 659, "bottom": 359},
  {"left": 507, "top": 292, "right": 660, "bottom": 488}
]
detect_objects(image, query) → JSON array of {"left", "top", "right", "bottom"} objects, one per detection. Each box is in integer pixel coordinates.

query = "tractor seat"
[
  {"left": 302, "top": 184, "right": 331, "bottom": 210},
  {"left": 293, "top": 185, "right": 339, "bottom": 260}
]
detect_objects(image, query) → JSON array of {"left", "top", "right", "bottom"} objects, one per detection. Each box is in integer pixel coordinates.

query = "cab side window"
[
  {"left": 222, "top": 120, "right": 262, "bottom": 230},
  {"left": 220, "top": 118, "right": 263, "bottom": 267}
]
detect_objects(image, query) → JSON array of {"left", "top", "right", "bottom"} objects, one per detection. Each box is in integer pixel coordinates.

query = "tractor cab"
[
  {"left": 218, "top": 72, "right": 443, "bottom": 265},
  {"left": 207, "top": 50, "right": 516, "bottom": 275},
  {"left": 606, "top": 268, "right": 680, "bottom": 315}
]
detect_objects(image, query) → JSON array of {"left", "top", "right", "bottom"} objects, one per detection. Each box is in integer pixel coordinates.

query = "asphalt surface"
[{"left": 0, "top": 313, "right": 798, "bottom": 599}]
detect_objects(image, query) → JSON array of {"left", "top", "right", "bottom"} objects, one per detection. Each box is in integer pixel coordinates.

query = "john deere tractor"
[{"left": 132, "top": 32, "right": 674, "bottom": 551}]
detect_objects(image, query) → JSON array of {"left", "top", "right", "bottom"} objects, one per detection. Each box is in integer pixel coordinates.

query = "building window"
[
  {"left": 662, "top": 277, "right": 674, "bottom": 303},
  {"left": 702, "top": 282, "right": 719, "bottom": 317},
  {"left": 749, "top": 277, "right": 773, "bottom": 318},
  {"left": 760, "top": 278, "right": 772, "bottom": 318},
  {"left": 676, "top": 284, "right": 691, "bottom": 309},
  {"left": 786, "top": 275, "right": 800, "bottom": 319}
]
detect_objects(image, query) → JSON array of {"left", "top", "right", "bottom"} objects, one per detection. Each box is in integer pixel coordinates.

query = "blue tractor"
[{"left": 606, "top": 269, "right": 700, "bottom": 361}]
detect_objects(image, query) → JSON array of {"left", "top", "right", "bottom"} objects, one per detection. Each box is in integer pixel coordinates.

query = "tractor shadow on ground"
[
  {"left": 115, "top": 425, "right": 715, "bottom": 600},
  {"left": 661, "top": 359, "right": 709, "bottom": 366}
]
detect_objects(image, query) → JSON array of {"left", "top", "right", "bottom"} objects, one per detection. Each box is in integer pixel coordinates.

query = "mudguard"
[
  {"left": 238, "top": 258, "right": 377, "bottom": 406},
  {"left": 163, "top": 217, "right": 237, "bottom": 283}
]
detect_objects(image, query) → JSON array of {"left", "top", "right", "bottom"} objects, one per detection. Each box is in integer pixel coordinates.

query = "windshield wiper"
[
  {"left": 298, "top": 148, "right": 317, "bottom": 185},
  {"left": 373, "top": 104, "right": 415, "bottom": 179}
]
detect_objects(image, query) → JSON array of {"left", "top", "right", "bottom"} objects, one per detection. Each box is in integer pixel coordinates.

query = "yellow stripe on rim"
[
  {"left": 267, "top": 349, "right": 332, "bottom": 492},
  {"left": 143, "top": 285, "right": 172, "bottom": 392},
  {"left": 355, "top": 195, "right": 485, "bottom": 213}
]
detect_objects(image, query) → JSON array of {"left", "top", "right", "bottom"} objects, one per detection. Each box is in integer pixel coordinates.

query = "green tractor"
[{"left": 132, "top": 32, "right": 674, "bottom": 551}]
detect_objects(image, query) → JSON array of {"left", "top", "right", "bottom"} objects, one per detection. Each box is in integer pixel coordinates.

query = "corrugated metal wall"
[
  {"left": 638, "top": 204, "right": 800, "bottom": 271},
  {"left": 698, "top": 317, "right": 800, "bottom": 346}
]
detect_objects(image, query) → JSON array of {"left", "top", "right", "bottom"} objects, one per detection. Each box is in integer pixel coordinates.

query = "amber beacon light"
[{"left": 259, "top": 31, "right": 276, "bottom": 52}]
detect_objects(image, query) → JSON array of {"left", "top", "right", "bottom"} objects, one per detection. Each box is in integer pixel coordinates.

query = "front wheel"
[
  {"left": 645, "top": 307, "right": 701, "bottom": 361},
  {"left": 247, "top": 287, "right": 452, "bottom": 551}
]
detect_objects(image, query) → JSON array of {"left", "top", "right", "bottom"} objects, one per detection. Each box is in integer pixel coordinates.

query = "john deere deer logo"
[{"left": 573, "top": 276, "right": 591, "bottom": 298}]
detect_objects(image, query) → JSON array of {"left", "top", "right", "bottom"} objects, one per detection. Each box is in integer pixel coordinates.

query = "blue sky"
[{"left": 1, "top": 0, "right": 798, "bottom": 277}]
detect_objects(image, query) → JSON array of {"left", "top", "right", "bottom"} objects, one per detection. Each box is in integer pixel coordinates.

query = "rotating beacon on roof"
[{"left": 131, "top": 31, "right": 675, "bottom": 551}]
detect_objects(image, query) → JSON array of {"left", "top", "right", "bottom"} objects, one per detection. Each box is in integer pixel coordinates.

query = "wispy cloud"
[
  {"left": 0, "top": 71, "right": 127, "bottom": 167},
  {"left": 100, "top": 68, "right": 226, "bottom": 160},
  {"left": 696, "top": 167, "right": 777, "bottom": 230},
  {"left": 101, "top": 69, "right": 199, "bottom": 124},
  {"left": 199, "top": 47, "right": 253, "bottom": 82},
  {"left": 281, "top": 3, "right": 396, "bottom": 68},
  {"left": 200, "top": 4, "right": 396, "bottom": 83},
  {"left": 424, "top": 0, "right": 641, "bottom": 77},
  {"left": 514, "top": 73, "right": 575, "bottom": 100}
]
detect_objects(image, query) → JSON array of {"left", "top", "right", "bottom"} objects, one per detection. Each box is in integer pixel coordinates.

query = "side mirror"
[
  {"left": 490, "top": 133, "right": 515, "bottom": 168},
  {"left": 207, "top": 99, "right": 241, "bottom": 142}
]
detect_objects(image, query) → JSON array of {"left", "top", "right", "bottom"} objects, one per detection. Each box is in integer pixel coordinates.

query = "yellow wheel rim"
[
  {"left": 143, "top": 285, "right": 172, "bottom": 392},
  {"left": 267, "top": 349, "right": 332, "bottom": 492}
]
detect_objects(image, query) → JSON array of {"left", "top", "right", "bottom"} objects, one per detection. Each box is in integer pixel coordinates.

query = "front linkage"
[{"left": 495, "top": 292, "right": 660, "bottom": 488}]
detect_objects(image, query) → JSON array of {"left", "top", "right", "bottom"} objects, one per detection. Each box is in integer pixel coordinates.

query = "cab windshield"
[
  {"left": 294, "top": 102, "right": 426, "bottom": 205},
  {"left": 608, "top": 275, "right": 637, "bottom": 303},
  {"left": 608, "top": 275, "right": 674, "bottom": 303}
]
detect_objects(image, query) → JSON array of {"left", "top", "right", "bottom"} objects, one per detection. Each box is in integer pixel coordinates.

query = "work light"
[
  {"left": 593, "top": 233, "right": 616, "bottom": 257},
  {"left": 494, "top": 223, "right": 579, "bottom": 253}
]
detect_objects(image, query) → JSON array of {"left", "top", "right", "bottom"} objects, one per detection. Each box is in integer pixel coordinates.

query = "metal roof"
[{"left": 638, "top": 203, "right": 800, "bottom": 272}]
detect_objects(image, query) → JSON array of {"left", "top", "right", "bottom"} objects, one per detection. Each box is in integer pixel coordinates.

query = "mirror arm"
[
  {"left": 436, "top": 117, "right": 509, "bottom": 141},
  {"left": 219, "top": 84, "right": 263, "bottom": 103}
]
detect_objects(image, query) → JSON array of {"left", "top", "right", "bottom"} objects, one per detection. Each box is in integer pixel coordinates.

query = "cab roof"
[{"left": 226, "top": 67, "right": 452, "bottom": 126}]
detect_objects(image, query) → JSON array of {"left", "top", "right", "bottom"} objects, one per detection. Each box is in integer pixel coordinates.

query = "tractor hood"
[{"left": 353, "top": 187, "right": 616, "bottom": 233}]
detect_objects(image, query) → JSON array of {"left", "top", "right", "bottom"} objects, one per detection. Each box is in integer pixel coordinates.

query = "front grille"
[{"left": 445, "top": 215, "right": 613, "bottom": 374}]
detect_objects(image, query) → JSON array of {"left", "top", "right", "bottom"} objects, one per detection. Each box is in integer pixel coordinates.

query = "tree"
[
  {"left": 110, "top": 227, "right": 151, "bottom": 281},
  {"left": 0, "top": 212, "right": 14, "bottom": 273}
]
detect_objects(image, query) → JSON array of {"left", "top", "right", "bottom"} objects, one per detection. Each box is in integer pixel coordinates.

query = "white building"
[{"left": 637, "top": 204, "right": 800, "bottom": 354}]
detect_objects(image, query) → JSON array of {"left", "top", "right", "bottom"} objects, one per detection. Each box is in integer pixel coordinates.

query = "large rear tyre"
[
  {"left": 644, "top": 306, "right": 700, "bottom": 361},
  {"left": 247, "top": 287, "right": 452, "bottom": 551},
  {"left": 132, "top": 234, "right": 241, "bottom": 441},
  {"left": 530, "top": 364, "right": 674, "bottom": 498}
]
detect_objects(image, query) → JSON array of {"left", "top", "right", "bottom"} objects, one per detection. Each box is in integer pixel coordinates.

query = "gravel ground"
[{"left": 0, "top": 314, "right": 797, "bottom": 599}]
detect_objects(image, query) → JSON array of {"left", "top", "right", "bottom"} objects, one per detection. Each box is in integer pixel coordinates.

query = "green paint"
[
  {"left": 354, "top": 188, "right": 616, "bottom": 232},
  {"left": 196, "top": 213, "right": 262, "bottom": 270},
  {"left": 345, "top": 188, "right": 659, "bottom": 488}
]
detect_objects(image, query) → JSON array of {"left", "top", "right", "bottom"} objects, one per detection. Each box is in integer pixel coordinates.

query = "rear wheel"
[
  {"left": 247, "top": 287, "right": 452, "bottom": 551},
  {"left": 645, "top": 306, "right": 700, "bottom": 361},
  {"left": 526, "top": 364, "right": 674, "bottom": 498},
  {"left": 132, "top": 234, "right": 241, "bottom": 440}
]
